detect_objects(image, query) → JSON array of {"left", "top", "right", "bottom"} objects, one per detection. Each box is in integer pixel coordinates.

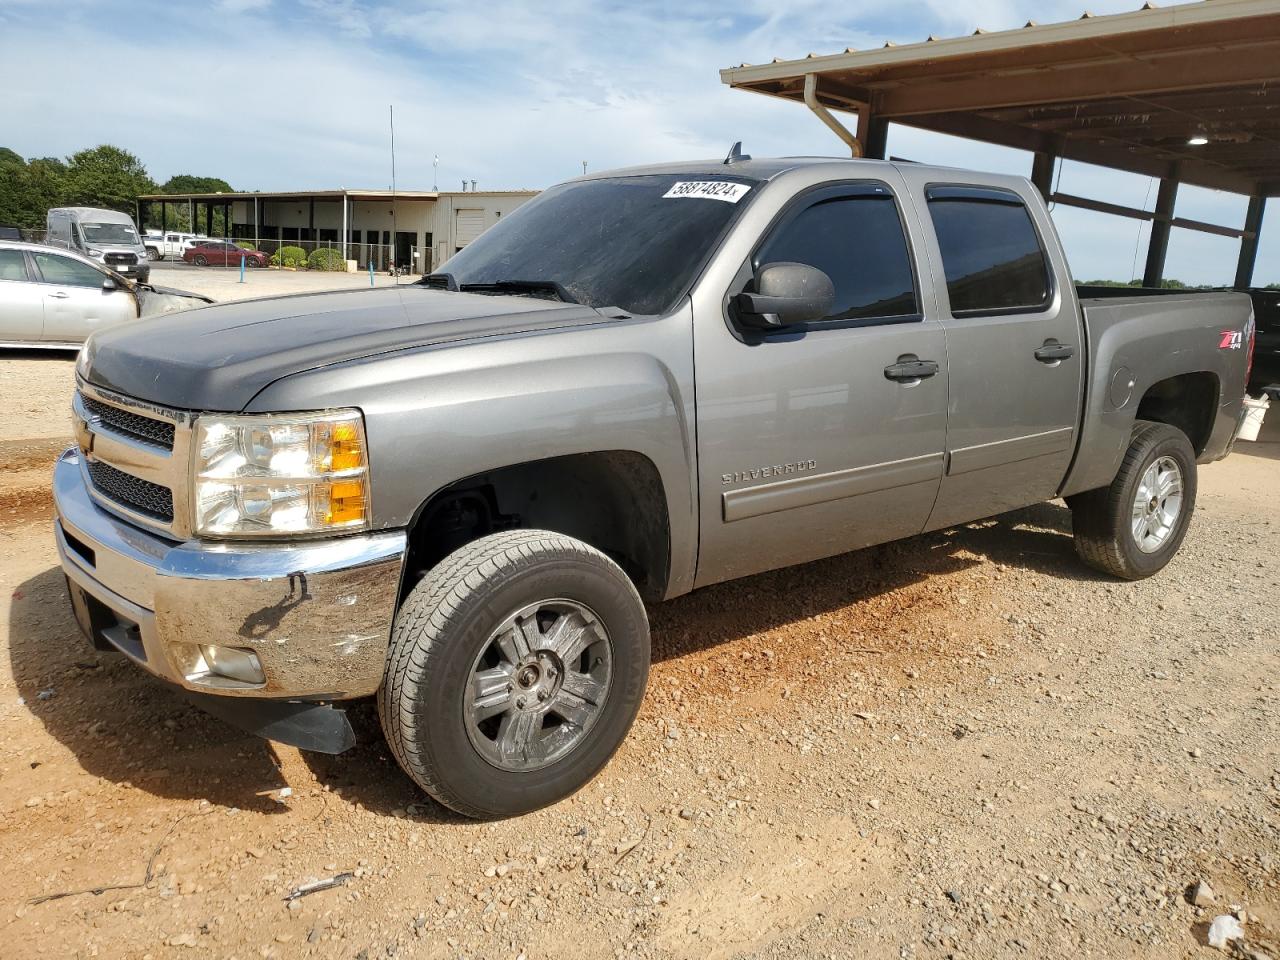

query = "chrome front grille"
[
  {"left": 85, "top": 460, "right": 174, "bottom": 521},
  {"left": 73, "top": 381, "right": 194, "bottom": 539},
  {"left": 79, "top": 394, "right": 176, "bottom": 449}
]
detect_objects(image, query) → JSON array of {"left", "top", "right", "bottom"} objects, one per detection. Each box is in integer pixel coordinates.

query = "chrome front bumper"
[{"left": 53, "top": 449, "right": 407, "bottom": 700}]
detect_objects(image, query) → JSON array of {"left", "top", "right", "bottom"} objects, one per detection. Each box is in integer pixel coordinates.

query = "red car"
[{"left": 183, "top": 240, "right": 269, "bottom": 267}]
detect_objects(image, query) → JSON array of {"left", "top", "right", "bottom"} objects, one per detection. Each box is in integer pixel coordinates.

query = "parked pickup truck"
[
  {"left": 143, "top": 232, "right": 205, "bottom": 262},
  {"left": 56, "top": 156, "right": 1259, "bottom": 818}
]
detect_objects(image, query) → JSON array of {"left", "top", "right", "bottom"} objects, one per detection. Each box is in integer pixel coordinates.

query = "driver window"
[
  {"left": 756, "top": 192, "right": 919, "bottom": 325},
  {"left": 34, "top": 252, "right": 106, "bottom": 288}
]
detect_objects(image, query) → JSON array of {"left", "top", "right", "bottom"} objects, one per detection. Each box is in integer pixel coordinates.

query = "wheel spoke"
[
  {"left": 496, "top": 709, "right": 541, "bottom": 763},
  {"left": 471, "top": 666, "right": 514, "bottom": 722},
  {"left": 561, "top": 669, "right": 605, "bottom": 706},
  {"left": 495, "top": 622, "right": 531, "bottom": 663},
  {"left": 543, "top": 612, "right": 594, "bottom": 664},
  {"left": 548, "top": 687, "right": 594, "bottom": 729}
]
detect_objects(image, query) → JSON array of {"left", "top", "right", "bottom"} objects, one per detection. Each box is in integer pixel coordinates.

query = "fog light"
[{"left": 178, "top": 643, "right": 266, "bottom": 686}]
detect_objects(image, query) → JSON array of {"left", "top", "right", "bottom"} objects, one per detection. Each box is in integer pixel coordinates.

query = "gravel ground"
[{"left": 0, "top": 356, "right": 1276, "bottom": 960}]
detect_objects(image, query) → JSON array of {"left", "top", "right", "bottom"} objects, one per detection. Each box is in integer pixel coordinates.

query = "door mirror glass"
[{"left": 735, "top": 262, "right": 835, "bottom": 329}]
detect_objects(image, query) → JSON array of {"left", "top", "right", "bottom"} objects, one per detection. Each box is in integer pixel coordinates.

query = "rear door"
[
  {"left": 694, "top": 175, "right": 949, "bottom": 586},
  {"left": 908, "top": 179, "right": 1083, "bottom": 530},
  {"left": 0, "top": 248, "right": 45, "bottom": 341},
  {"left": 30, "top": 250, "right": 134, "bottom": 342}
]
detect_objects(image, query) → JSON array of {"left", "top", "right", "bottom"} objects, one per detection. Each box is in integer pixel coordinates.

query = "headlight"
[
  {"left": 87, "top": 247, "right": 103, "bottom": 257},
  {"left": 192, "top": 409, "right": 370, "bottom": 537}
]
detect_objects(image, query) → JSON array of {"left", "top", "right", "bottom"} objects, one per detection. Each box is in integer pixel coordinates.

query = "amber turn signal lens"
[
  {"left": 329, "top": 422, "right": 364, "bottom": 472},
  {"left": 325, "top": 480, "right": 367, "bottom": 525}
]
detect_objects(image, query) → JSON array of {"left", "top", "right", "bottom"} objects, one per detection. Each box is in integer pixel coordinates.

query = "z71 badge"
[{"left": 1219, "top": 329, "right": 1243, "bottom": 350}]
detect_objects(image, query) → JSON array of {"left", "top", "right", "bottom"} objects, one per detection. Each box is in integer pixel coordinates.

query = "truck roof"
[{"left": 578, "top": 155, "right": 1033, "bottom": 190}]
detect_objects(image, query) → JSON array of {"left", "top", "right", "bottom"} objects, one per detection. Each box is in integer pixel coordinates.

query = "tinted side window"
[
  {"left": 927, "top": 190, "right": 1050, "bottom": 315},
  {"left": 756, "top": 194, "right": 918, "bottom": 323},
  {"left": 0, "top": 249, "right": 29, "bottom": 282},
  {"left": 34, "top": 252, "right": 105, "bottom": 287}
]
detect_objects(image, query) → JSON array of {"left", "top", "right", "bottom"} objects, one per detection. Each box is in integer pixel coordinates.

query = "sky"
[{"left": 0, "top": 0, "right": 1273, "bottom": 285}]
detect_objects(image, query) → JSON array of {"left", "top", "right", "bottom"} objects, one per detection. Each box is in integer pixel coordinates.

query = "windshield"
[
  {"left": 435, "top": 174, "right": 758, "bottom": 315},
  {"left": 80, "top": 222, "right": 139, "bottom": 245}
]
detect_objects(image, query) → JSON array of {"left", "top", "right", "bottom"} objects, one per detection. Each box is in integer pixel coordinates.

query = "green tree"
[
  {"left": 161, "top": 174, "right": 233, "bottom": 195},
  {"left": 61, "top": 144, "right": 155, "bottom": 214}
]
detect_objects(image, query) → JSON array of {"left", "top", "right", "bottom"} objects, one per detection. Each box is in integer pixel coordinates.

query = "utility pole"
[
  {"left": 582, "top": 160, "right": 588, "bottom": 176},
  {"left": 433, "top": 154, "right": 439, "bottom": 192}
]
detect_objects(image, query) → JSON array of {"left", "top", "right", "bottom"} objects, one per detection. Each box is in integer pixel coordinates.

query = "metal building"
[{"left": 136, "top": 188, "right": 536, "bottom": 274}]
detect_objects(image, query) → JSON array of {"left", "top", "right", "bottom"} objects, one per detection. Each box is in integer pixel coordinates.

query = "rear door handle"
[
  {"left": 47, "top": 291, "right": 70, "bottom": 299},
  {"left": 884, "top": 354, "right": 940, "bottom": 383},
  {"left": 1035, "top": 340, "right": 1075, "bottom": 364}
]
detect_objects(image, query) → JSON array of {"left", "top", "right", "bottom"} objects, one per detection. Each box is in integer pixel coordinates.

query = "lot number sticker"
[{"left": 662, "top": 181, "right": 751, "bottom": 203}]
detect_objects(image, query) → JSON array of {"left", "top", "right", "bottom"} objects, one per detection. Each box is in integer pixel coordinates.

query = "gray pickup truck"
[{"left": 55, "top": 156, "right": 1258, "bottom": 818}]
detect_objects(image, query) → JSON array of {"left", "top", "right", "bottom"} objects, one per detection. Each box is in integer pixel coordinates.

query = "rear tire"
[
  {"left": 378, "top": 530, "right": 650, "bottom": 819},
  {"left": 1069, "top": 420, "right": 1197, "bottom": 580}
]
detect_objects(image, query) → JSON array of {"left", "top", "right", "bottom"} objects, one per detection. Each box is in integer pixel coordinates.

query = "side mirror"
[
  {"left": 734, "top": 262, "right": 835, "bottom": 329},
  {"left": 102, "top": 277, "right": 118, "bottom": 291}
]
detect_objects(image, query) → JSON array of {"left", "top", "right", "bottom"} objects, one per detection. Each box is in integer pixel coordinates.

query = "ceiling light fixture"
[{"left": 1187, "top": 135, "right": 1209, "bottom": 146}]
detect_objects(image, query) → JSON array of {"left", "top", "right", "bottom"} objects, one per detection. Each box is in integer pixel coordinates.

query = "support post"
[
  {"left": 205, "top": 202, "right": 212, "bottom": 239},
  {"left": 862, "top": 115, "right": 888, "bottom": 160},
  {"left": 161, "top": 201, "right": 167, "bottom": 233},
  {"left": 1031, "top": 151, "right": 1055, "bottom": 200},
  {"left": 1234, "top": 196, "right": 1266, "bottom": 290},
  {"left": 1143, "top": 177, "right": 1178, "bottom": 288},
  {"left": 253, "top": 196, "right": 259, "bottom": 248},
  {"left": 341, "top": 192, "right": 348, "bottom": 260}
]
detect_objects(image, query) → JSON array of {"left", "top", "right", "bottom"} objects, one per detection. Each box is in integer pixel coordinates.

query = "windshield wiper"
[{"left": 457, "top": 279, "right": 579, "bottom": 304}]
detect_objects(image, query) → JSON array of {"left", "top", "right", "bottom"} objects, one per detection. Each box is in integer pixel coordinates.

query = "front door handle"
[
  {"left": 884, "top": 354, "right": 940, "bottom": 383},
  {"left": 1035, "top": 340, "right": 1075, "bottom": 364},
  {"left": 47, "top": 291, "right": 70, "bottom": 299}
]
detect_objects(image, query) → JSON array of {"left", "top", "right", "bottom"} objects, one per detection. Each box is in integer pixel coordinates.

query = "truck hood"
[{"left": 80, "top": 286, "right": 616, "bottom": 411}]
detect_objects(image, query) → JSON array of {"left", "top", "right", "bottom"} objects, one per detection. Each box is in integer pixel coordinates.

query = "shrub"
[
  {"left": 307, "top": 247, "right": 348, "bottom": 272},
  {"left": 235, "top": 240, "right": 256, "bottom": 251},
  {"left": 270, "top": 245, "right": 308, "bottom": 268}
]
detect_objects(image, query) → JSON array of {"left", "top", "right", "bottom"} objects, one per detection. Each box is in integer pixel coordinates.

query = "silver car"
[{"left": 0, "top": 241, "right": 210, "bottom": 348}]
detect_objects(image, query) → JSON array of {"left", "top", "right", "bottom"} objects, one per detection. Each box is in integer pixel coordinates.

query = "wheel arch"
[
  {"left": 1133, "top": 370, "right": 1220, "bottom": 457},
  {"left": 401, "top": 450, "right": 672, "bottom": 604}
]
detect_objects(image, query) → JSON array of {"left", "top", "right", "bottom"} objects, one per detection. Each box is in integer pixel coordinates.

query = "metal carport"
[{"left": 720, "top": 0, "right": 1280, "bottom": 288}]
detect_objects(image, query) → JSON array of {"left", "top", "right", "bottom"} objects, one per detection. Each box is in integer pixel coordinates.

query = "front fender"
[{"left": 246, "top": 306, "right": 699, "bottom": 597}]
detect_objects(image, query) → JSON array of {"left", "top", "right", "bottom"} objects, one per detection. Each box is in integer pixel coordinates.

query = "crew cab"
[{"left": 55, "top": 157, "right": 1258, "bottom": 819}]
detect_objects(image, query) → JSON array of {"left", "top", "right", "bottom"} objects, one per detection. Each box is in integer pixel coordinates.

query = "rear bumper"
[{"left": 53, "top": 449, "right": 407, "bottom": 709}]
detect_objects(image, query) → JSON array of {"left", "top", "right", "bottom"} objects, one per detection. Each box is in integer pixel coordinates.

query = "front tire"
[
  {"left": 146, "top": 247, "right": 161, "bottom": 262},
  {"left": 378, "top": 530, "right": 650, "bottom": 819},
  {"left": 1069, "top": 420, "right": 1197, "bottom": 580},
  {"left": 193, "top": 254, "right": 208, "bottom": 266}
]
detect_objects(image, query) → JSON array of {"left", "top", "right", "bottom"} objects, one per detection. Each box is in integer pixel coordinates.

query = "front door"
[
  {"left": 694, "top": 177, "right": 949, "bottom": 586},
  {"left": 30, "top": 250, "right": 131, "bottom": 342},
  {"left": 907, "top": 181, "right": 1084, "bottom": 530}
]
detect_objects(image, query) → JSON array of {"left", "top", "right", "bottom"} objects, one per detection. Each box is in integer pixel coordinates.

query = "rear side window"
[
  {"left": 755, "top": 190, "right": 918, "bottom": 324},
  {"left": 0, "top": 249, "right": 28, "bottom": 281},
  {"left": 926, "top": 186, "right": 1050, "bottom": 315}
]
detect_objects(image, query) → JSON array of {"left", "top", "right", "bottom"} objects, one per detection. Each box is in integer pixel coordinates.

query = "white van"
[{"left": 46, "top": 207, "right": 150, "bottom": 283}]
